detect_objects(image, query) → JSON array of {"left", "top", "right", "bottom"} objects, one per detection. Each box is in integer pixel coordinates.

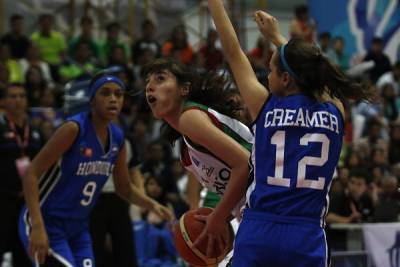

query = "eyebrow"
[{"left": 146, "top": 70, "right": 168, "bottom": 82}]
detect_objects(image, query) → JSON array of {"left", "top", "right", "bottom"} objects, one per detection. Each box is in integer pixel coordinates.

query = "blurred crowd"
[{"left": 1, "top": 3, "right": 400, "bottom": 266}]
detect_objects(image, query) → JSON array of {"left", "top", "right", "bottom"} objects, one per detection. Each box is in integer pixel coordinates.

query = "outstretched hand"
[
  {"left": 192, "top": 212, "right": 228, "bottom": 257},
  {"left": 253, "top": 10, "right": 287, "bottom": 46}
]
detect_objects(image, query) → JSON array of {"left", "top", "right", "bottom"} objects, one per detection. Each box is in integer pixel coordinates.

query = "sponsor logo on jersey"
[
  {"left": 202, "top": 164, "right": 214, "bottom": 177},
  {"left": 191, "top": 156, "right": 200, "bottom": 166},
  {"left": 76, "top": 161, "right": 115, "bottom": 176},
  {"left": 80, "top": 147, "right": 93, "bottom": 157}
]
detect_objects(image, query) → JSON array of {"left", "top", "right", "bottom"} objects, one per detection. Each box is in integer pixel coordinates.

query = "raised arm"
[
  {"left": 254, "top": 10, "right": 288, "bottom": 47},
  {"left": 208, "top": 0, "right": 268, "bottom": 120}
]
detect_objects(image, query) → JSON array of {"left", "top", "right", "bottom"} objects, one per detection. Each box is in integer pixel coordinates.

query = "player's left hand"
[
  {"left": 151, "top": 201, "right": 175, "bottom": 222},
  {"left": 253, "top": 10, "right": 285, "bottom": 46},
  {"left": 193, "top": 211, "right": 228, "bottom": 257}
]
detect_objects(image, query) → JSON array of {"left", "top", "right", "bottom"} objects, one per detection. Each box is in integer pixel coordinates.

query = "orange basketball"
[{"left": 173, "top": 207, "right": 234, "bottom": 267}]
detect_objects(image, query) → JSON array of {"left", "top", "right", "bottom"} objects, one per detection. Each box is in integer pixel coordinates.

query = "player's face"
[
  {"left": 145, "top": 70, "right": 185, "bottom": 119},
  {"left": 5, "top": 86, "right": 27, "bottom": 115},
  {"left": 92, "top": 82, "right": 123, "bottom": 120}
]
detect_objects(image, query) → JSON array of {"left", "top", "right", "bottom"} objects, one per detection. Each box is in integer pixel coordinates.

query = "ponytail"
[{"left": 279, "top": 38, "right": 376, "bottom": 102}]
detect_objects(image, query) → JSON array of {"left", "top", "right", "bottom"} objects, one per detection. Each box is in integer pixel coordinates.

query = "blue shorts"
[
  {"left": 232, "top": 209, "right": 329, "bottom": 267},
  {"left": 19, "top": 208, "right": 95, "bottom": 267}
]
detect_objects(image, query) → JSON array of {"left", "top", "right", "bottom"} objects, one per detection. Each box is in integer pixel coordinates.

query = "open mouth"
[
  {"left": 147, "top": 95, "right": 157, "bottom": 104},
  {"left": 107, "top": 106, "right": 118, "bottom": 112}
]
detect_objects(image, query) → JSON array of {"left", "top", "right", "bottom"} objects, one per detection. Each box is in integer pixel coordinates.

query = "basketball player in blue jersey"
[
  {"left": 18, "top": 72, "right": 173, "bottom": 267},
  {"left": 207, "top": 1, "right": 374, "bottom": 266},
  {"left": 144, "top": 58, "right": 253, "bottom": 258}
]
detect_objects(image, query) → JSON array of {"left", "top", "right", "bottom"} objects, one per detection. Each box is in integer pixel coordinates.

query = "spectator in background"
[
  {"left": 0, "top": 14, "right": 30, "bottom": 59},
  {"left": 354, "top": 119, "right": 388, "bottom": 160},
  {"left": 376, "top": 61, "right": 400, "bottom": 95},
  {"left": 141, "top": 140, "right": 178, "bottom": 202},
  {"left": 317, "top": 32, "right": 332, "bottom": 56},
  {"left": 0, "top": 84, "right": 43, "bottom": 267},
  {"left": 363, "top": 37, "right": 391, "bottom": 83},
  {"left": 290, "top": 5, "right": 316, "bottom": 43},
  {"left": 31, "top": 14, "right": 66, "bottom": 82},
  {"left": 328, "top": 37, "right": 350, "bottom": 71},
  {"left": 136, "top": 175, "right": 177, "bottom": 267},
  {"left": 198, "top": 29, "right": 224, "bottom": 71},
  {"left": 372, "top": 176, "right": 400, "bottom": 222},
  {"left": 344, "top": 149, "right": 365, "bottom": 170},
  {"left": 327, "top": 169, "right": 374, "bottom": 250},
  {"left": 162, "top": 24, "right": 193, "bottom": 65},
  {"left": 247, "top": 36, "right": 273, "bottom": 85},
  {"left": 68, "top": 16, "right": 100, "bottom": 62},
  {"left": 388, "top": 122, "right": 400, "bottom": 165},
  {"left": 100, "top": 22, "right": 130, "bottom": 66},
  {"left": 90, "top": 137, "right": 143, "bottom": 267},
  {"left": 24, "top": 66, "right": 48, "bottom": 107},
  {"left": 19, "top": 42, "right": 54, "bottom": 88},
  {"left": 59, "top": 40, "right": 97, "bottom": 84},
  {"left": 0, "top": 61, "right": 10, "bottom": 97},
  {"left": 131, "top": 19, "right": 161, "bottom": 63},
  {"left": 381, "top": 83, "right": 400, "bottom": 122},
  {"left": 0, "top": 42, "right": 23, "bottom": 83}
]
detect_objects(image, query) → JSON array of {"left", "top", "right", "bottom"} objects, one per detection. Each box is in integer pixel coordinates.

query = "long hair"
[
  {"left": 144, "top": 58, "right": 242, "bottom": 144},
  {"left": 277, "top": 38, "right": 375, "bottom": 103}
]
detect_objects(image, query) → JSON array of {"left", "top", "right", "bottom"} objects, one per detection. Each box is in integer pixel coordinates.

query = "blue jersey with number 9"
[
  {"left": 247, "top": 94, "right": 344, "bottom": 226},
  {"left": 37, "top": 112, "right": 124, "bottom": 219}
]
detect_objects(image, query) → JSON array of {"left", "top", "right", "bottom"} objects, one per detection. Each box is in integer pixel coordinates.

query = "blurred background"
[{"left": 1, "top": 0, "right": 400, "bottom": 267}]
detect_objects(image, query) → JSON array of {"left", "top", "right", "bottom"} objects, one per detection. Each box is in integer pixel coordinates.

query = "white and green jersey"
[{"left": 180, "top": 101, "right": 253, "bottom": 200}]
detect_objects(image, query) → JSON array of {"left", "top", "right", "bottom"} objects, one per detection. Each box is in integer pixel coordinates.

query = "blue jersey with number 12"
[
  {"left": 247, "top": 94, "right": 344, "bottom": 226},
  {"left": 37, "top": 112, "right": 124, "bottom": 219}
]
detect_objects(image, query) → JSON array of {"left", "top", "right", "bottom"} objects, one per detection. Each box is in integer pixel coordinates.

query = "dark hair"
[
  {"left": 276, "top": 38, "right": 375, "bottom": 102},
  {"left": 372, "top": 37, "right": 384, "bottom": 45},
  {"left": 349, "top": 168, "right": 370, "bottom": 183},
  {"left": 10, "top": 14, "right": 23, "bottom": 23},
  {"left": 141, "top": 19, "right": 154, "bottom": 30},
  {"left": 169, "top": 24, "right": 188, "bottom": 49},
  {"left": 294, "top": 5, "right": 308, "bottom": 19},
  {"left": 318, "top": 32, "right": 331, "bottom": 40},
  {"left": 144, "top": 58, "right": 240, "bottom": 144},
  {"left": 106, "top": 22, "right": 120, "bottom": 32},
  {"left": 38, "top": 14, "right": 53, "bottom": 23},
  {"left": 80, "top": 16, "right": 93, "bottom": 25}
]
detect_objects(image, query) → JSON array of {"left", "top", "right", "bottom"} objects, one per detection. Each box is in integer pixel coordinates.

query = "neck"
[
  {"left": 91, "top": 111, "right": 109, "bottom": 135},
  {"left": 284, "top": 86, "right": 301, "bottom": 97},
  {"left": 163, "top": 105, "right": 184, "bottom": 133},
  {"left": 7, "top": 111, "right": 26, "bottom": 126}
]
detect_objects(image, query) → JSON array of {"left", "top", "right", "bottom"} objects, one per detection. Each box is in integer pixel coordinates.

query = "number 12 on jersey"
[{"left": 267, "top": 130, "right": 330, "bottom": 190}]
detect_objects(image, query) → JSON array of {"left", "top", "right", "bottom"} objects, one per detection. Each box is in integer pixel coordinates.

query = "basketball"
[{"left": 173, "top": 207, "right": 234, "bottom": 267}]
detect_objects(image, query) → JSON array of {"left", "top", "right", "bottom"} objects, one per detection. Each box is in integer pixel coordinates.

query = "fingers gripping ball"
[{"left": 173, "top": 207, "right": 234, "bottom": 267}]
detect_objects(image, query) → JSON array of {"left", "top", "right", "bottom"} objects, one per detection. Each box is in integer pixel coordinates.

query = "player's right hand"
[{"left": 29, "top": 224, "right": 50, "bottom": 264}]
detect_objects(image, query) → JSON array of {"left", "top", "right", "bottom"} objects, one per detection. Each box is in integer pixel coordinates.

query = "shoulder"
[
  {"left": 59, "top": 121, "right": 80, "bottom": 135},
  {"left": 109, "top": 123, "right": 125, "bottom": 148},
  {"left": 180, "top": 108, "right": 211, "bottom": 127}
]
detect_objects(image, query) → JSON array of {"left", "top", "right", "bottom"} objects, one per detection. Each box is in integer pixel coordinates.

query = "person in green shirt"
[
  {"left": 68, "top": 16, "right": 100, "bottom": 63},
  {"left": 59, "top": 40, "right": 97, "bottom": 84},
  {"left": 99, "top": 22, "right": 130, "bottom": 66},
  {"left": 30, "top": 14, "right": 66, "bottom": 82}
]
